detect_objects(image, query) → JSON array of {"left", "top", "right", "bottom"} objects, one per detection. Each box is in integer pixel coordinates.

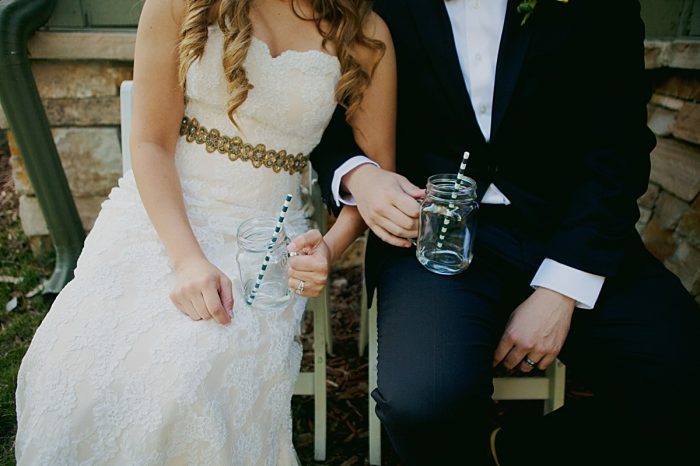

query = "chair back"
[{"left": 119, "top": 80, "right": 134, "bottom": 174}]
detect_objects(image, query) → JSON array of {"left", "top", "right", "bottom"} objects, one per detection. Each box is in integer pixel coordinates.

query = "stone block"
[
  {"left": 0, "top": 103, "right": 6, "bottom": 129},
  {"left": 29, "top": 31, "right": 137, "bottom": 61},
  {"left": 637, "top": 183, "right": 659, "bottom": 209},
  {"left": 646, "top": 105, "right": 676, "bottom": 137},
  {"left": 649, "top": 138, "right": 700, "bottom": 202},
  {"left": 19, "top": 194, "right": 104, "bottom": 237},
  {"left": 654, "top": 74, "right": 700, "bottom": 101},
  {"left": 11, "top": 127, "right": 122, "bottom": 198},
  {"left": 638, "top": 206, "right": 653, "bottom": 225},
  {"left": 44, "top": 97, "right": 121, "bottom": 126},
  {"left": 636, "top": 206, "right": 652, "bottom": 235},
  {"left": 672, "top": 102, "right": 700, "bottom": 145},
  {"left": 665, "top": 242, "right": 700, "bottom": 295},
  {"left": 677, "top": 200, "right": 700, "bottom": 249},
  {"left": 642, "top": 219, "right": 676, "bottom": 261},
  {"left": 31, "top": 61, "right": 133, "bottom": 99},
  {"left": 644, "top": 41, "right": 670, "bottom": 69},
  {"left": 652, "top": 191, "right": 689, "bottom": 230},
  {"left": 668, "top": 41, "right": 700, "bottom": 70},
  {"left": 650, "top": 94, "right": 684, "bottom": 111}
]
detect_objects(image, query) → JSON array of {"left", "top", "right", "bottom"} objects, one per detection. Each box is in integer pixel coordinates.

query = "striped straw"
[
  {"left": 436, "top": 152, "right": 470, "bottom": 249},
  {"left": 246, "top": 193, "right": 294, "bottom": 305}
]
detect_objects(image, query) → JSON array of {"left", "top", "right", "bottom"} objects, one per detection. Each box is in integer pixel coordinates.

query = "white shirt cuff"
[
  {"left": 331, "top": 155, "right": 379, "bottom": 206},
  {"left": 530, "top": 259, "right": 606, "bottom": 310}
]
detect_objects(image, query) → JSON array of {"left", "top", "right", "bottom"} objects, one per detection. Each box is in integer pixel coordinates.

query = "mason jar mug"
[
  {"left": 416, "top": 174, "right": 478, "bottom": 275},
  {"left": 237, "top": 217, "right": 292, "bottom": 310}
]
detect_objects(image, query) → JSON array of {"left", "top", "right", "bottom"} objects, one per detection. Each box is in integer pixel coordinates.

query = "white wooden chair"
[
  {"left": 358, "top": 250, "right": 566, "bottom": 465},
  {"left": 119, "top": 81, "right": 331, "bottom": 461}
]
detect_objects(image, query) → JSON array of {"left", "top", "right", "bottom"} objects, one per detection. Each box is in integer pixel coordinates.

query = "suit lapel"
[
  {"left": 491, "top": 0, "right": 534, "bottom": 141},
  {"left": 406, "top": 0, "right": 481, "bottom": 139}
]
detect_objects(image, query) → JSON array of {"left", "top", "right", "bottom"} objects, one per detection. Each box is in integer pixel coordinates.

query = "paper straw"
[
  {"left": 436, "top": 152, "right": 470, "bottom": 249},
  {"left": 246, "top": 193, "right": 294, "bottom": 305}
]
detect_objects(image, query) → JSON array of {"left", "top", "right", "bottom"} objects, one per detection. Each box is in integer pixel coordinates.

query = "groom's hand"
[
  {"left": 493, "top": 288, "right": 575, "bottom": 373},
  {"left": 344, "top": 164, "right": 424, "bottom": 248}
]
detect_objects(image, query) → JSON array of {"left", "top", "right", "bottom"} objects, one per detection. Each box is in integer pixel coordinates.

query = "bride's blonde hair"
[{"left": 178, "top": 0, "right": 385, "bottom": 125}]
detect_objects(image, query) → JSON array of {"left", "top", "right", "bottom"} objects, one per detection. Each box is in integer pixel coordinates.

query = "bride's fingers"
[
  {"left": 218, "top": 275, "right": 234, "bottom": 316},
  {"left": 288, "top": 229, "right": 322, "bottom": 255},
  {"left": 179, "top": 300, "right": 201, "bottom": 321},
  {"left": 202, "top": 286, "right": 230, "bottom": 325},
  {"left": 190, "top": 294, "right": 211, "bottom": 320},
  {"left": 288, "top": 269, "right": 325, "bottom": 288},
  {"left": 287, "top": 277, "right": 322, "bottom": 297}
]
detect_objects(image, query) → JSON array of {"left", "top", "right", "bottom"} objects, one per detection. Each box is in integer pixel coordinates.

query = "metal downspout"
[{"left": 0, "top": 0, "right": 85, "bottom": 295}]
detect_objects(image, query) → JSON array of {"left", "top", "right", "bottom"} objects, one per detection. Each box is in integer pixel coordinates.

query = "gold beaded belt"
[{"left": 179, "top": 116, "right": 309, "bottom": 175}]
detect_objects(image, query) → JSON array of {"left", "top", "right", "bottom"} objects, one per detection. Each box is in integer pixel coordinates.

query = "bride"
[{"left": 15, "top": 0, "right": 395, "bottom": 463}]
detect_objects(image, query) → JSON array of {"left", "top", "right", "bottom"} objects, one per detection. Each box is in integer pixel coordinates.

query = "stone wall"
[
  {"left": 1, "top": 33, "right": 699, "bottom": 301},
  {"left": 640, "top": 42, "right": 700, "bottom": 304},
  {"left": 0, "top": 58, "right": 132, "bottom": 241}
]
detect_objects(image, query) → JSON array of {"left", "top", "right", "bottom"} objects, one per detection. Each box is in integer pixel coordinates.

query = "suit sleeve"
[
  {"left": 545, "top": 0, "right": 656, "bottom": 277},
  {"left": 309, "top": 104, "right": 362, "bottom": 216}
]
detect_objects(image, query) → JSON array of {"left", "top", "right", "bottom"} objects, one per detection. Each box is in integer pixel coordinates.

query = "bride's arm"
[
  {"left": 287, "top": 13, "right": 398, "bottom": 295},
  {"left": 323, "top": 13, "right": 399, "bottom": 259},
  {"left": 130, "top": 0, "right": 233, "bottom": 324}
]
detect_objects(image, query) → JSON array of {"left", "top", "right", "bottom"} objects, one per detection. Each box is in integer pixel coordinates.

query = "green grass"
[{"left": 0, "top": 209, "right": 54, "bottom": 466}]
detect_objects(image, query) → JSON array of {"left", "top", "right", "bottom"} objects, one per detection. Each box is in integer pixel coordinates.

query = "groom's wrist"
[
  {"left": 342, "top": 163, "right": 380, "bottom": 198},
  {"left": 331, "top": 156, "right": 378, "bottom": 206}
]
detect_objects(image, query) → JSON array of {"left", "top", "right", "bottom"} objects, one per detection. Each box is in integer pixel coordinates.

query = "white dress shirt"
[{"left": 331, "top": 0, "right": 605, "bottom": 309}]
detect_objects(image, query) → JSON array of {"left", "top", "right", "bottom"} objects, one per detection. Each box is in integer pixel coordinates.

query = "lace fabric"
[{"left": 15, "top": 24, "right": 340, "bottom": 466}]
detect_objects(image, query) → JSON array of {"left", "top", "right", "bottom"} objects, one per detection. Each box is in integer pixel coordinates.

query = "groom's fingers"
[
  {"left": 393, "top": 189, "right": 422, "bottom": 220},
  {"left": 493, "top": 336, "right": 514, "bottom": 368},
  {"left": 370, "top": 223, "right": 413, "bottom": 248},
  {"left": 397, "top": 176, "right": 426, "bottom": 200},
  {"left": 374, "top": 213, "right": 413, "bottom": 237}
]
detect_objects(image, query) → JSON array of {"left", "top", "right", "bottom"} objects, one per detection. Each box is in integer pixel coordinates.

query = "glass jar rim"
[
  {"left": 237, "top": 217, "right": 288, "bottom": 253},
  {"left": 426, "top": 173, "right": 477, "bottom": 201}
]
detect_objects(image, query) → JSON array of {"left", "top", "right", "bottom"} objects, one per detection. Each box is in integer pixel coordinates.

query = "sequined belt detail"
[{"left": 179, "top": 116, "right": 308, "bottom": 175}]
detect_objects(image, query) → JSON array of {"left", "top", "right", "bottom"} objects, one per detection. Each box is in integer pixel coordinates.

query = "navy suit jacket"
[{"left": 309, "top": 0, "right": 656, "bottom": 290}]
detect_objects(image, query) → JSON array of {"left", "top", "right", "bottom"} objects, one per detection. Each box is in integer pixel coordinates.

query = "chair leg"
[
  {"left": 544, "top": 359, "right": 566, "bottom": 414},
  {"left": 310, "top": 296, "right": 328, "bottom": 461},
  {"left": 320, "top": 285, "right": 333, "bottom": 355},
  {"left": 310, "top": 184, "right": 333, "bottom": 356},
  {"left": 368, "top": 291, "right": 381, "bottom": 465},
  {"left": 358, "top": 278, "right": 369, "bottom": 356}
]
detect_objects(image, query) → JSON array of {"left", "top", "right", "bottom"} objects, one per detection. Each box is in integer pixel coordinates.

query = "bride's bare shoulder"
[
  {"left": 363, "top": 11, "right": 392, "bottom": 43},
  {"left": 138, "top": 0, "right": 187, "bottom": 29},
  {"left": 354, "top": 11, "right": 394, "bottom": 71}
]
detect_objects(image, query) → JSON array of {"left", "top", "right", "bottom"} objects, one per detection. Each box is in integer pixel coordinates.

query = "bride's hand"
[
  {"left": 287, "top": 230, "right": 331, "bottom": 298},
  {"left": 170, "top": 256, "right": 234, "bottom": 325}
]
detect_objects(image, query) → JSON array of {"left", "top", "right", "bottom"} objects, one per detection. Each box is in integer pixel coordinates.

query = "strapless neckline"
[{"left": 206, "top": 24, "right": 340, "bottom": 66}]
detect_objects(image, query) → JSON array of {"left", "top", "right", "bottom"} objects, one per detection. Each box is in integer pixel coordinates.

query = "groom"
[{"left": 311, "top": 0, "right": 700, "bottom": 465}]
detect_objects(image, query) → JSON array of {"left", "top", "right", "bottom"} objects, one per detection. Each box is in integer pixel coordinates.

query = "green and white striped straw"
[
  {"left": 436, "top": 151, "right": 470, "bottom": 249},
  {"left": 246, "top": 193, "right": 294, "bottom": 305}
]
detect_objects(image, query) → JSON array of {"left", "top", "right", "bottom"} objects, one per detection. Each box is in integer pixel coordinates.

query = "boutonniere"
[{"left": 517, "top": 0, "right": 569, "bottom": 26}]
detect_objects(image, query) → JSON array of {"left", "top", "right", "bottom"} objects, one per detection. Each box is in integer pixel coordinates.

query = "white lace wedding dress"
[{"left": 15, "top": 24, "right": 340, "bottom": 466}]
